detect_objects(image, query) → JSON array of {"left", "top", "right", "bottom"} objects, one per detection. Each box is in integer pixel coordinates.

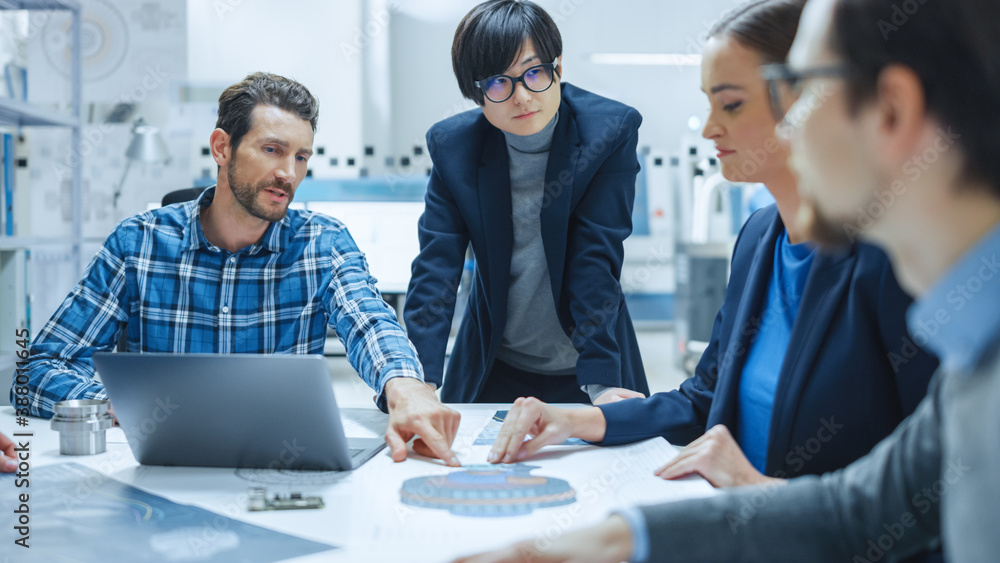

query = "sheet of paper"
[
  {"left": 17, "top": 408, "right": 714, "bottom": 563},
  {"left": 473, "top": 410, "right": 590, "bottom": 445},
  {"left": 347, "top": 436, "right": 717, "bottom": 562},
  {"left": 0, "top": 463, "right": 337, "bottom": 562},
  {"left": 340, "top": 407, "right": 389, "bottom": 439}
]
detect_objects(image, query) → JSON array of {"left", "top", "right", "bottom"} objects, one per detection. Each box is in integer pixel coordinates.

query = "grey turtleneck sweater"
[{"left": 495, "top": 113, "right": 609, "bottom": 401}]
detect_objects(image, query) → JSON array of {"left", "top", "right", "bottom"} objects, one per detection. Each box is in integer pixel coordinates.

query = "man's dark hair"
[
  {"left": 452, "top": 0, "right": 562, "bottom": 105},
  {"left": 215, "top": 72, "right": 319, "bottom": 153},
  {"left": 831, "top": 0, "right": 1000, "bottom": 194},
  {"left": 710, "top": 0, "right": 807, "bottom": 64}
]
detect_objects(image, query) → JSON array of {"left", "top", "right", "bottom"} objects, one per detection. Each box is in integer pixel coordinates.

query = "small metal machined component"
[
  {"left": 50, "top": 399, "right": 115, "bottom": 455},
  {"left": 247, "top": 487, "right": 325, "bottom": 511}
]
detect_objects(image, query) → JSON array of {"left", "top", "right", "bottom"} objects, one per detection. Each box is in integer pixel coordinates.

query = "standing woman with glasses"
[
  {"left": 485, "top": 0, "right": 939, "bottom": 498},
  {"left": 404, "top": 0, "right": 650, "bottom": 404}
]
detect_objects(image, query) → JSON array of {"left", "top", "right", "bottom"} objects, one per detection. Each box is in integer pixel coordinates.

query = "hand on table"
[
  {"left": 592, "top": 387, "right": 645, "bottom": 405},
  {"left": 487, "top": 397, "right": 606, "bottom": 464},
  {"left": 654, "top": 424, "right": 785, "bottom": 488},
  {"left": 452, "top": 514, "right": 633, "bottom": 563},
  {"left": 383, "top": 377, "right": 462, "bottom": 466}
]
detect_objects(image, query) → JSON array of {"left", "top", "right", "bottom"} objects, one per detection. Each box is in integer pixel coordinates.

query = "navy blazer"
[
  {"left": 599, "top": 205, "right": 938, "bottom": 478},
  {"left": 404, "top": 83, "right": 650, "bottom": 403}
]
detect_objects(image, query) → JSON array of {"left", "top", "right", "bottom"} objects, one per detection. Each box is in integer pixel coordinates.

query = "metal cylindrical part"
[{"left": 51, "top": 399, "right": 114, "bottom": 455}]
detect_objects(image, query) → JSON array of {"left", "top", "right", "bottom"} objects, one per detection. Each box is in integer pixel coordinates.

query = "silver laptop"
[{"left": 93, "top": 352, "right": 387, "bottom": 470}]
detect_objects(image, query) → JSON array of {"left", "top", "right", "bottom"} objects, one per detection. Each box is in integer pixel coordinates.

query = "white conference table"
[{"left": 1, "top": 403, "right": 715, "bottom": 562}]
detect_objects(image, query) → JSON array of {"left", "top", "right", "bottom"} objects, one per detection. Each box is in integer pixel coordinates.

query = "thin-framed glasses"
[
  {"left": 760, "top": 63, "right": 853, "bottom": 120},
  {"left": 474, "top": 62, "right": 559, "bottom": 104}
]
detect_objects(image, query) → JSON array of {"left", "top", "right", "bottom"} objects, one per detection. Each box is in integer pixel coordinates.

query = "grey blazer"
[{"left": 635, "top": 346, "right": 1000, "bottom": 562}]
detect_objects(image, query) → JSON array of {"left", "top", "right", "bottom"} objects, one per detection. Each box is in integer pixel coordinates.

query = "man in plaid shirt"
[{"left": 16, "top": 72, "right": 461, "bottom": 466}]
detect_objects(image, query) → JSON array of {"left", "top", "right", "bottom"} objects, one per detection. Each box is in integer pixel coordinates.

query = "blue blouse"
[{"left": 737, "top": 230, "right": 816, "bottom": 472}]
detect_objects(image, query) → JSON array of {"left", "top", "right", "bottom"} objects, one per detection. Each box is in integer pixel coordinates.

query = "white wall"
[
  {"left": 386, "top": 1, "right": 478, "bottom": 176},
  {"left": 183, "top": 0, "right": 754, "bottom": 179},
  {"left": 385, "top": 0, "right": 750, "bottom": 172},
  {"left": 186, "top": 0, "right": 365, "bottom": 180}
]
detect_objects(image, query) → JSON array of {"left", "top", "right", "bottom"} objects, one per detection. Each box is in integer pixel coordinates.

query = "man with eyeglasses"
[
  {"left": 404, "top": 0, "right": 650, "bottom": 405},
  {"left": 455, "top": 0, "right": 1000, "bottom": 560}
]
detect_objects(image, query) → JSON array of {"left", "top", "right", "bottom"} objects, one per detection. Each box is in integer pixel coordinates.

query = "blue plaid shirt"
[{"left": 16, "top": 187, "right": 423, "bottom": 418}]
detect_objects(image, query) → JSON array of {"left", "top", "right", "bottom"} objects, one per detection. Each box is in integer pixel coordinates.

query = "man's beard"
[
  {"left": 796, "top": 195, "right": 855, "bottom": 249},
  {"left": 227, "top": 159, "right": 294, "bottom": 223}
]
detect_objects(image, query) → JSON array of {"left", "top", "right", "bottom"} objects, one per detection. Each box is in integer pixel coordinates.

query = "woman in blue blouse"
[{"left": 486, "top": 0, "right": 938, "bottom": 489}]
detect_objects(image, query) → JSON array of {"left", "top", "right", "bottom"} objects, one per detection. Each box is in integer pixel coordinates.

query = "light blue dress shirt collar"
[
  {"left": 907, "top": 222, "right": 1000, "bottom": 373},
  {"left": 622, "top": 224, "right": 1000, "bottom": 563}
]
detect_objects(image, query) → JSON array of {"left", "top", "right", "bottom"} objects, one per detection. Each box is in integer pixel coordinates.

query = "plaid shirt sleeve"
[
  {"left": 16, "top": 227, "right": 132, "bottom": 418},
  {"left": 15, "top": 205, "right": 427, "bottom": 418},
  {"left": 323, "top": 227, "right": 425, "bottom": 410}
]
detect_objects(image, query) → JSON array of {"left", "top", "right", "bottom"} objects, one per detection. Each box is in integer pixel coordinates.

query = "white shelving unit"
[
  {"left": 0, "top": 0, "right": 82, "bottom": 405},
  {"left": 0, "top": 96, "right": 80, "bottom": 127}
]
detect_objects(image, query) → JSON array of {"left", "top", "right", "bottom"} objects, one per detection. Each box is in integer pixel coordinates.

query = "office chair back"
[{"left": 161, "top": 187, "right": 206, "bottom": 206}]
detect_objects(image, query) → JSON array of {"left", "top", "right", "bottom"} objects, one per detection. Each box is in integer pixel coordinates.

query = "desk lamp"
[{"left": 112, "top": 117, "right": 170, "bottom": 217}]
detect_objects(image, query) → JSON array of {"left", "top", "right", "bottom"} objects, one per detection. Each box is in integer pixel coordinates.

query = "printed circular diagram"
[
  {"left": 400, "top": 464, "right": 576, "bottom": 517},
  {"left": 43, "top": 0, "right": 129, "bottom": 82}
]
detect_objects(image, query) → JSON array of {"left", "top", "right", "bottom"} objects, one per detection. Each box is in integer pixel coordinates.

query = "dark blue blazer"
[
  {"left": 404, "top": 83, "right": 650, "bottom": 403},
  {"left": 599, "top": 205, "right": 938, "bottom": 478}
]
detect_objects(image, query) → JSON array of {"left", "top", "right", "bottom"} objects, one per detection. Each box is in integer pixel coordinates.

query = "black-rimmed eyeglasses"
[
  {"left": 760, "top": 63, "right": 853, "bottom": 120},
  {"left": 474, "top": 62, "right": 559, "bottom": 104}
]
